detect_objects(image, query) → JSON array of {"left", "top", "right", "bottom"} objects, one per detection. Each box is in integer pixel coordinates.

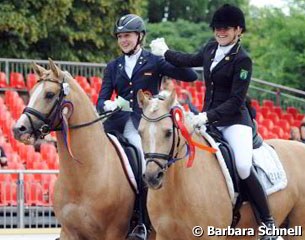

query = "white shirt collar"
[{"left": 124, "top": 48, "right": 142, "bottom": 78}]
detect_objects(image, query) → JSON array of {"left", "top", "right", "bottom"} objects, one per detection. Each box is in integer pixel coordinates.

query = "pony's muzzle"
[
  {"left": 13, "top": 123, "right": 28, "bottom": 140},
  {"left": 13, "top": 117, "right": 36, "bottom": 145},
  {"left": 143, "top": 169, "right": 164, "bottom": 190}
]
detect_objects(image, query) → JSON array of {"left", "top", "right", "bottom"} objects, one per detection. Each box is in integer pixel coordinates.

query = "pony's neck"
[{"left": 56, "top": 78, "right": 108, "bottom": 173}]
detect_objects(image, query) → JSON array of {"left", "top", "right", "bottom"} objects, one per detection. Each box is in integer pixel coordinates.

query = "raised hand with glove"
[
  {"left": 192, "top": 112, "right": 208, "bottom": 129},
  {"left": 103, "top": 96, "right": 132, "bottom": 112},
  {"left": 149, "top": 38, "right": 169, "bottom": 57}
]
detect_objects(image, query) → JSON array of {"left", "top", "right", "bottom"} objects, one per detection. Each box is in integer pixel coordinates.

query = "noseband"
[
  {"left": 23, "top": 78, "right": 67, "bottom": 139},
  {"left": 142, "top": 108, "right": 184, "bottom": 172}
]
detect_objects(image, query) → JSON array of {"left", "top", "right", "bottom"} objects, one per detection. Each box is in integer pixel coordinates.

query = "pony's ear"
[
  {"left": 137, "top": 89, "right": 149, "bottom": 109},
  {"left": 48, "top": 58, "right": 61, "bottom": 79},
  {"left": 32, "top": 62, "right": 46, "bottom": 78},
  {"left": 165, "top": 89, "right": 177, "bottom": 109}
]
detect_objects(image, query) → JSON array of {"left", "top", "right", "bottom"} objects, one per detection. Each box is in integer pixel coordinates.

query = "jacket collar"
[
  {"left": 209, "top": 41, "right": 241, "bottom": 73},
  {"left": 116, "top": 49, "right": 149, "bottom": 79}
]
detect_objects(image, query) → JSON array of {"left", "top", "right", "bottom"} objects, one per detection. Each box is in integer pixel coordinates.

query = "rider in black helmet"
[
  {"left": 210, "top": 4, "right": 246, "bottom": 33},
  {"left": 150, "top": 4, "right": 282, "bottom": 240}
]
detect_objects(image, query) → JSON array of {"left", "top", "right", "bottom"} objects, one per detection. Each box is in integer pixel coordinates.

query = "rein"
[
  {"left": 22, "top": 76, "right": 118, "bottom": 160},
  {"left": 23, "top": 78, "right": 118, "bottom": 139}
]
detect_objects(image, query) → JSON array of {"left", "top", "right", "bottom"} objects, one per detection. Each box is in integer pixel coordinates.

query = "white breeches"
[
  {"left": 123, "top": 118, "right": 145, "bottom": 173},
  {"left": 217, "top": 124, "right": 253, "bottom": 179}
]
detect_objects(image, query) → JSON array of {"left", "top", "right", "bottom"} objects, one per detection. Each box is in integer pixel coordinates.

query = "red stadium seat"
[
  {"left": 194, "top": 81, "right": 204, "bottom": 92},
  {"left": 281, "top": 113, "right": 294, "bottom": 125},
  {"left": 261, "top": 119, "right": 274, "bottom": 130},
  {"left": 267, "top": 132, "right": 278, "bottom": 139},
  {"left": 25, "top": 182, "right": 44, "bottom": 206},
  {"left": 273, "top": 106, "right": 283, "bottom": 118},
  {"left": 267, "top": 113, "right": 279, "bottom": 125},
  {"left": 277, "top": 119, "right": 290, "bottom": 133},
  {"left": 10, "top": 72, "right": 26, "bottom": 88},
  {"left": 0, "top": 72, "right": 7, "bottom": 87},
  {"left": 89, "top": 76, "right": 102, "bottom": 92},
  {"left": 255, "top": 112, "right": 264, "bottom": 124},
  {"left": 258, "top": 125, "right": 268, "bottom": 139},
  {"left": 262, "top": 99, "right": 274, "bottom": 110},
  {"left": 271, "top": 126, "right": 284, "bottom": 139},
  {"left": 0, "top": 180, "right": 17, "bottom": 206},
  {"left": 251, "top": 99, "right": 260, "bottom": 112},
  {"left": 286, "top": 107, "right": 299, "bottom": 118},
  {"left": 296, "top": 113, "right": 304, "bottom": 121},
  {"left": 259, "top": 106, "right": 270, "bottom": 118},
  {"left": 26, "top": 73, "right": 38, "bottom": 90},
  {"left": 291, "top": 120, "right": 301, "bottom": 128}
]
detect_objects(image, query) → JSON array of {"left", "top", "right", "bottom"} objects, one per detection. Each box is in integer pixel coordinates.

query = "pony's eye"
[
  {"left": 165, "top": 129, "right": 172, "bottom": 138},
  {"left": 45, "top": 92, "right": 55, "bottom": 99}
]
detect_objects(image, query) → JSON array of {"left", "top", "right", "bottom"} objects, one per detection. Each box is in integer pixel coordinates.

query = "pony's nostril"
[
  {"left": 156, "top": 171, "right": 164, "bottom": 180},
  {"left": 19, "top": 126, "right": 27, "bottom": 132}
]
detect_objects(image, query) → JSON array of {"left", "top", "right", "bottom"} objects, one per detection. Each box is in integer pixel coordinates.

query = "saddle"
[
  {"left": 206, "top": 124, "right": 264, "bottom": 227},
  {"left": 106, "top": 131, "right": 151, "bottom": 238},
  {"left": 107, "top": 130, "right": 142, "bottom": 189}
]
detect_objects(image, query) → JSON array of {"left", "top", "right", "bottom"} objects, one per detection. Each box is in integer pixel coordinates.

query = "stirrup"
[
  {"left": 259, "top": 221, "right": 284, "bottom": 240},
  {"left": 127, "top": 223, "right": 148, "bottom": 240},
  {"left": 259, "top": 236, "right": 284, "bottom": 240}
]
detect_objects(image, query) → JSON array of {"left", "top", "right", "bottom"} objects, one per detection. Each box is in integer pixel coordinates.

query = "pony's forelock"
[{"left": 149, "top": 98, "right": 160, "bottom": 113}]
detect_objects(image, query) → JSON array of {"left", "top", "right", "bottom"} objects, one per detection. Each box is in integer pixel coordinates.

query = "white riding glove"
[
  {"left": 192, "top": 112, "right": 208, "bottom": 129},
  {"left": 150, "top": 38, "right": 169, "bottom": 57},
  {"left": 103, "top": 100, "right": 118, "bottom": 112}
]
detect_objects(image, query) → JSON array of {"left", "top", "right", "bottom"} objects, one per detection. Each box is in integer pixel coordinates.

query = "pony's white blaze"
[
  {"left": 149, "top": 123, "right": 157, "bottom": 153},
  {"left": 28, "top": 83, "right": 43, "bottom": 107}
]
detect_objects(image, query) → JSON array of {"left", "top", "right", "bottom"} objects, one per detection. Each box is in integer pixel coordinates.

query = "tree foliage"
[
  {"left": 243, "top": 6, "right": 305, "bottom": 90},
  {"left": 147, "top": 0, "right": 249, "bottom": 23},
  {"left": 0, "top": 0, "right": 145, "bottom": 62},
  {"left": 145, "top": 19, "right": 211, "bottom": 53}
]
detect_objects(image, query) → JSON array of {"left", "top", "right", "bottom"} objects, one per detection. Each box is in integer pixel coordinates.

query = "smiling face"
[
  {"left": 117, "top": 32, "right": 141, "bottom": 54},
  {"left": 214, "top": 26, "right": 242, "bottom": 46}
]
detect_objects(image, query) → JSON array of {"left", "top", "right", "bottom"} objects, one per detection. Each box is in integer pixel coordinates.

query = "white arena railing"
[{"left": 0, "top": 170, "right": 59, "bottom": 229}]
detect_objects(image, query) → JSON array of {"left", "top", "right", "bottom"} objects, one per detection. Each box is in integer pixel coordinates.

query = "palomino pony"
[
  {"left": 137, "top": 90, "right": 305, "bottom": 240},
  {"left": 13, "top": 59, "right": 138, "bottom": 240}
]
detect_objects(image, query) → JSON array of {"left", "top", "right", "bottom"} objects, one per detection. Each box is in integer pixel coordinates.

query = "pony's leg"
[
  {"left": 148, "top": 230, "right": 156, "bottom": 240},
  {"left": 59, "top": 228, "right": 79, "bottom": 240},
  {"left": 286, "top": 201, "right": 305, "bottom": 240}
]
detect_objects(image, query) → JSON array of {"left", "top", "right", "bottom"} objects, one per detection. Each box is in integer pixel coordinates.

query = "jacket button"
[
  {"left": 129, "top": 82, "right": 132, "bottom": 85},
  {"left": 130, "top": 99, "right": 133, "bottom": 103}
]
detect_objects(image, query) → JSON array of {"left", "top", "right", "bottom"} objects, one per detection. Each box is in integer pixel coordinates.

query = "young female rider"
[
  {"left": 150, "top": 4, "right": 282, "bottom": 240},
  {"left": 97, "top": 14, "right": 197, "bottom": 240}
]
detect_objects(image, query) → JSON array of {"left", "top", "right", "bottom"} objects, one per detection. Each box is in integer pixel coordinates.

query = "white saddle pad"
[
  {"left": 200, "top": 128, "right": 287, "bottom": 204},
  {"left": 253, "top": 142, "right": 287, "bottom": 196}
]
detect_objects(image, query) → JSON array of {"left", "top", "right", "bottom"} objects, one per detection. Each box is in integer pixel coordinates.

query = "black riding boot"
[
  {"left": 127, "top": 182, "right": 150, "bottom": 240},
  {"left": 243, "top": 167, "right": 281, "bottom": 240}
]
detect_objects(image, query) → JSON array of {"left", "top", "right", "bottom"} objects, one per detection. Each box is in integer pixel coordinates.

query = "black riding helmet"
[
  {"left": 210, "top": 4, "right": 246, "bottom": 33},
  {"left": 114, "top": 14, "right": 146, "bottom": 36}
]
